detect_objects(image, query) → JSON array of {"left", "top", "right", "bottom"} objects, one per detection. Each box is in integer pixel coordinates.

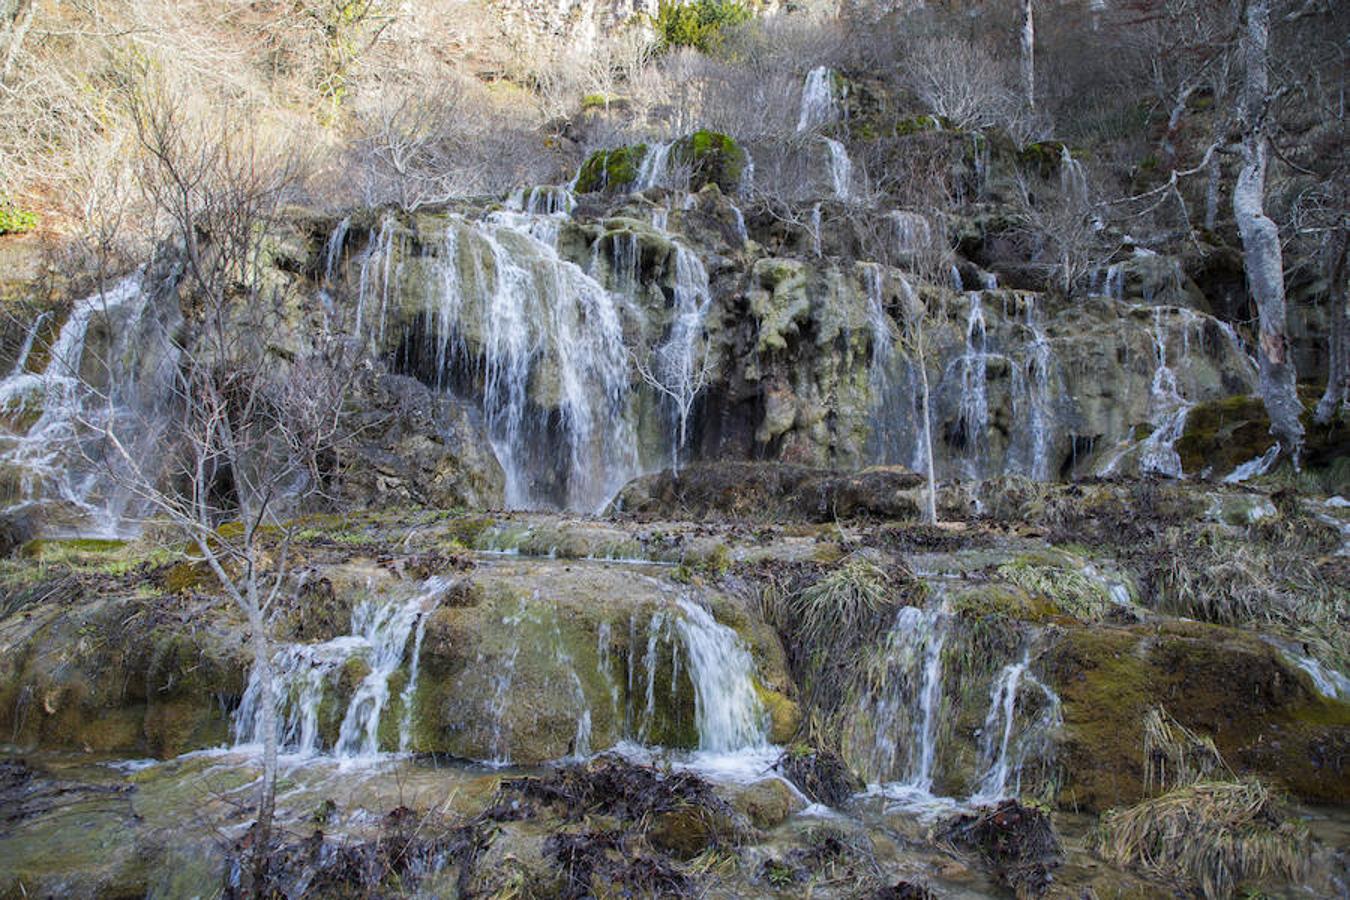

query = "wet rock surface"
[{"left": 0, "top": 473, "right": 1346, "bottom": 897}]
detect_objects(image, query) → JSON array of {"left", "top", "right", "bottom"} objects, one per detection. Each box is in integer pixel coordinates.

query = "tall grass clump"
[{"left": 1091, "top": 780, "right": 1309, "bottom": 899}]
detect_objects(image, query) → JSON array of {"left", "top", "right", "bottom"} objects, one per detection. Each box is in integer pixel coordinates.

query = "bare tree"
[
  {"left": 1021, "top": 0, "right": 1036, "bottom": 110},
  {"left": 1232, "top": 0, "right": 1303, "bottom": 461},
  {"left": 101, "top": 87, "right": 353, "bottom": 891}
]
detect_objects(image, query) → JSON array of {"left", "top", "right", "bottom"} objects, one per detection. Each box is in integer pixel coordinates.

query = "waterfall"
[
  {"left": 729, "top": 202, "right": 749, "bottom": 246},
  {"left": 1059, "top": 145, "right": 1089, "bottom": 205},
  {"left": 1020, "top": 298, "right": 1056, "bottom": 481},
  {"left": 796, "top": 66, "right": 840, "bottom": 133},
  {"left": 863, "top": 264, "right": 895, "bottom": 384},
  {"left": 810, "top": 203, "right": 823, "bottom": 257},
  {"left": 233, "top": 577, "right": 446, "bottom": 758},
  {"left": 0, "top": 271, "right": 179, "bottom": 536},
  {"left": 413, "top": 214, "right": 640, "bottom": 512},
  {"left": 866, "top": 606, "right": 948, "bottom": 790},
  {"left": 1136, "top": 308, "right": 1191, "bottom": 478},
  {"left": 863, "top": 603, "right": 1064, "bottom": 807},
  {"left": 649, "top": 247, "right": 715, "bottom": 470},
  {"left": 969, "top": 656, "right": 1062, "bottom": 804},
  {"left": 508, "top": 185, "right": 577, "bottom": 216},
  {"left": 323, "top": 216, "right": 351, "bottom": 284},
  {"left": 635, "top": 141, "right": 675, "bottom": 191},
  {"left": 955, "top": 293, "right": 990, "bottom": 478},
  {"left": 355, "top": 214, "right": 398, "bottom": 344},
  {"left": 889, "top": 211, "right": 932, "bottom": 255},
  {"left": 822, "top": 138, "right": 853, "bottom": 200},
  {"left": 675, "top": 598, "right": 768, "bottom": 752},
  {"left": 950, "top": 265, "right": 964, "bottom": 292}
]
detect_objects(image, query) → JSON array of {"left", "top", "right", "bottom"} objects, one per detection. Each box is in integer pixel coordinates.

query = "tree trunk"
[
  {"left": 0, "top": 0, "right": 35, "bottom": 85},
  {"left": 1234, "top": 0, "right": 1304, "bottom": 460},
  {"left": 917, "top": 351, "right": 938, "bottom": 525},
  {"left": 1021, "top": 0, "right": 1036, "bottom": 110},
  {"left": 247, "top": 595, "right": 278, "bottom": 893},
  {"left": 1315, "top": 225, "right": 1348, "bottom": 423}
]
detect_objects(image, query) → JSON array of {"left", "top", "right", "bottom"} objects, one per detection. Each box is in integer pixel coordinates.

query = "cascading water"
[
  {"left": 635, "top": 141, "right": 675, "bottom": 191},
  {"left": 674, "top": 598, "right": 768, "bottom": 752},
  {"left": 0, "top": 270, "right": 180, "bottom": 536},
  {"left": 969, "top": 655, "right": 1062, "bottom": 804},
  {"left": 233, "top": 577, "right": 447, "bottom": 758},
  {"left": 1135, "top": 308, "right": 1192, "bottom": 478},
  {"left": 796, "top": 66, "right": 840, "bottom": 133},
  {"left": 954, "top": 293, "right": 991, "bottom": 479},
  {"left": 648, "top": 247, "right": 715, "bottom": 471},
  {"left": 822, "top": 137, "right": 853, "bottom": 200},
  {"left": 409, "top": 214, "right": 640, "bottom": 512}
]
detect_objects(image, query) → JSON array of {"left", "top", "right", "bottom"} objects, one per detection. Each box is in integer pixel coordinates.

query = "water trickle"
[
  {"left": 1223, "top": 444, "right": 1281, "bottom": 484},
  {"left": 635, "top": 141, "right": 675, "bottom": 191},
  {"left": 821, "top": 138, "right": 853, "bottom": 200},
  {"left": 233, "top": 578, "right": 446, "bottom": 758},
  {"left": 796, "top": 66, "right": 840, "bottom": 133},
  {"left": 675, "top": 598, "right": 768, "bottom": 752},
  {"left": 0, "top": 271, "right": 179, "bottom": 536},
  {"left": 810, "top": 204, "right": 823, "bottom": 257},
  {"left": 1136, "top": 308, "right": 1191, "bottom": 478},
  {"left": 1262, "top": 636, "right": 1350, "bottom": 701},
  {"left": 6, "top": 310, "right": 51, "bottom": 378},
  {"left": 648, "top": 247, "right": 715, "bottom": 471},
  {"left": 950, "top": 265, "right": 964, "bottom": 292},
  {"left": 969, "top": 656, "right": 1062, "bottom": 804}
]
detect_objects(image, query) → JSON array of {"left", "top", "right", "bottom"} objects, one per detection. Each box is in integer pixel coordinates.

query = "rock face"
[
  {"left": 340, "top": 373, "right": 505, "bottom": 510},
  {"left": 3, "top": 485, "right": 1343, "bottom": 811}
]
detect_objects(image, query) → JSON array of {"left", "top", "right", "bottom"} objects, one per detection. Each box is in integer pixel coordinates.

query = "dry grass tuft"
[
  {"left": 1142, "top": 707, "right": 1228, "bottom": 794},
  {"left": 1092, "top": 780, "right": 1309, "bottom": 899}
]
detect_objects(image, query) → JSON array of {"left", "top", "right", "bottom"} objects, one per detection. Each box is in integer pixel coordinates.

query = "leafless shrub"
[{"left": 897, "top": 35, "right": 1019, "bottom": 132}]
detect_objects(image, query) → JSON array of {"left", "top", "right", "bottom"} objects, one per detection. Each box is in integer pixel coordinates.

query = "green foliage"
[
  {"left": 651, "top": 0, "right": 752, "bottom": 54},
  {"left": 0, "top": 202, "right": 38, "bottom": 235}
]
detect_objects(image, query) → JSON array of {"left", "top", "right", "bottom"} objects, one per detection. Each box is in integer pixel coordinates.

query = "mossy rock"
[
  {"left": 1178, "top": 392, "right": 1349, "bottom": 487},
  {"left": 1044, "top": 621, "right": 1350, "bottom": 812},
  {"left": 670, "top": 130, "right": 748, "bottom": 194},
  {"left": 574, "top": 144, "right": 648, "bottom": 194}
]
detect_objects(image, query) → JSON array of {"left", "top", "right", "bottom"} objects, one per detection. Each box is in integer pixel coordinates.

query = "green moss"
[
  {"left": 671, "top": 130, "right": 747, "bottom": 193},
  {"left": 574, "top": 144, "right": 649, "bottom": 194},
  {"left": 0, "top": 202, "right": 38, "bottom": 235},
  {"left": 893, "top": 114, "right": 947, "bottom": 136},
  {"left": 1046, "top": 623, "right": 1350, "bottom": 812}
]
